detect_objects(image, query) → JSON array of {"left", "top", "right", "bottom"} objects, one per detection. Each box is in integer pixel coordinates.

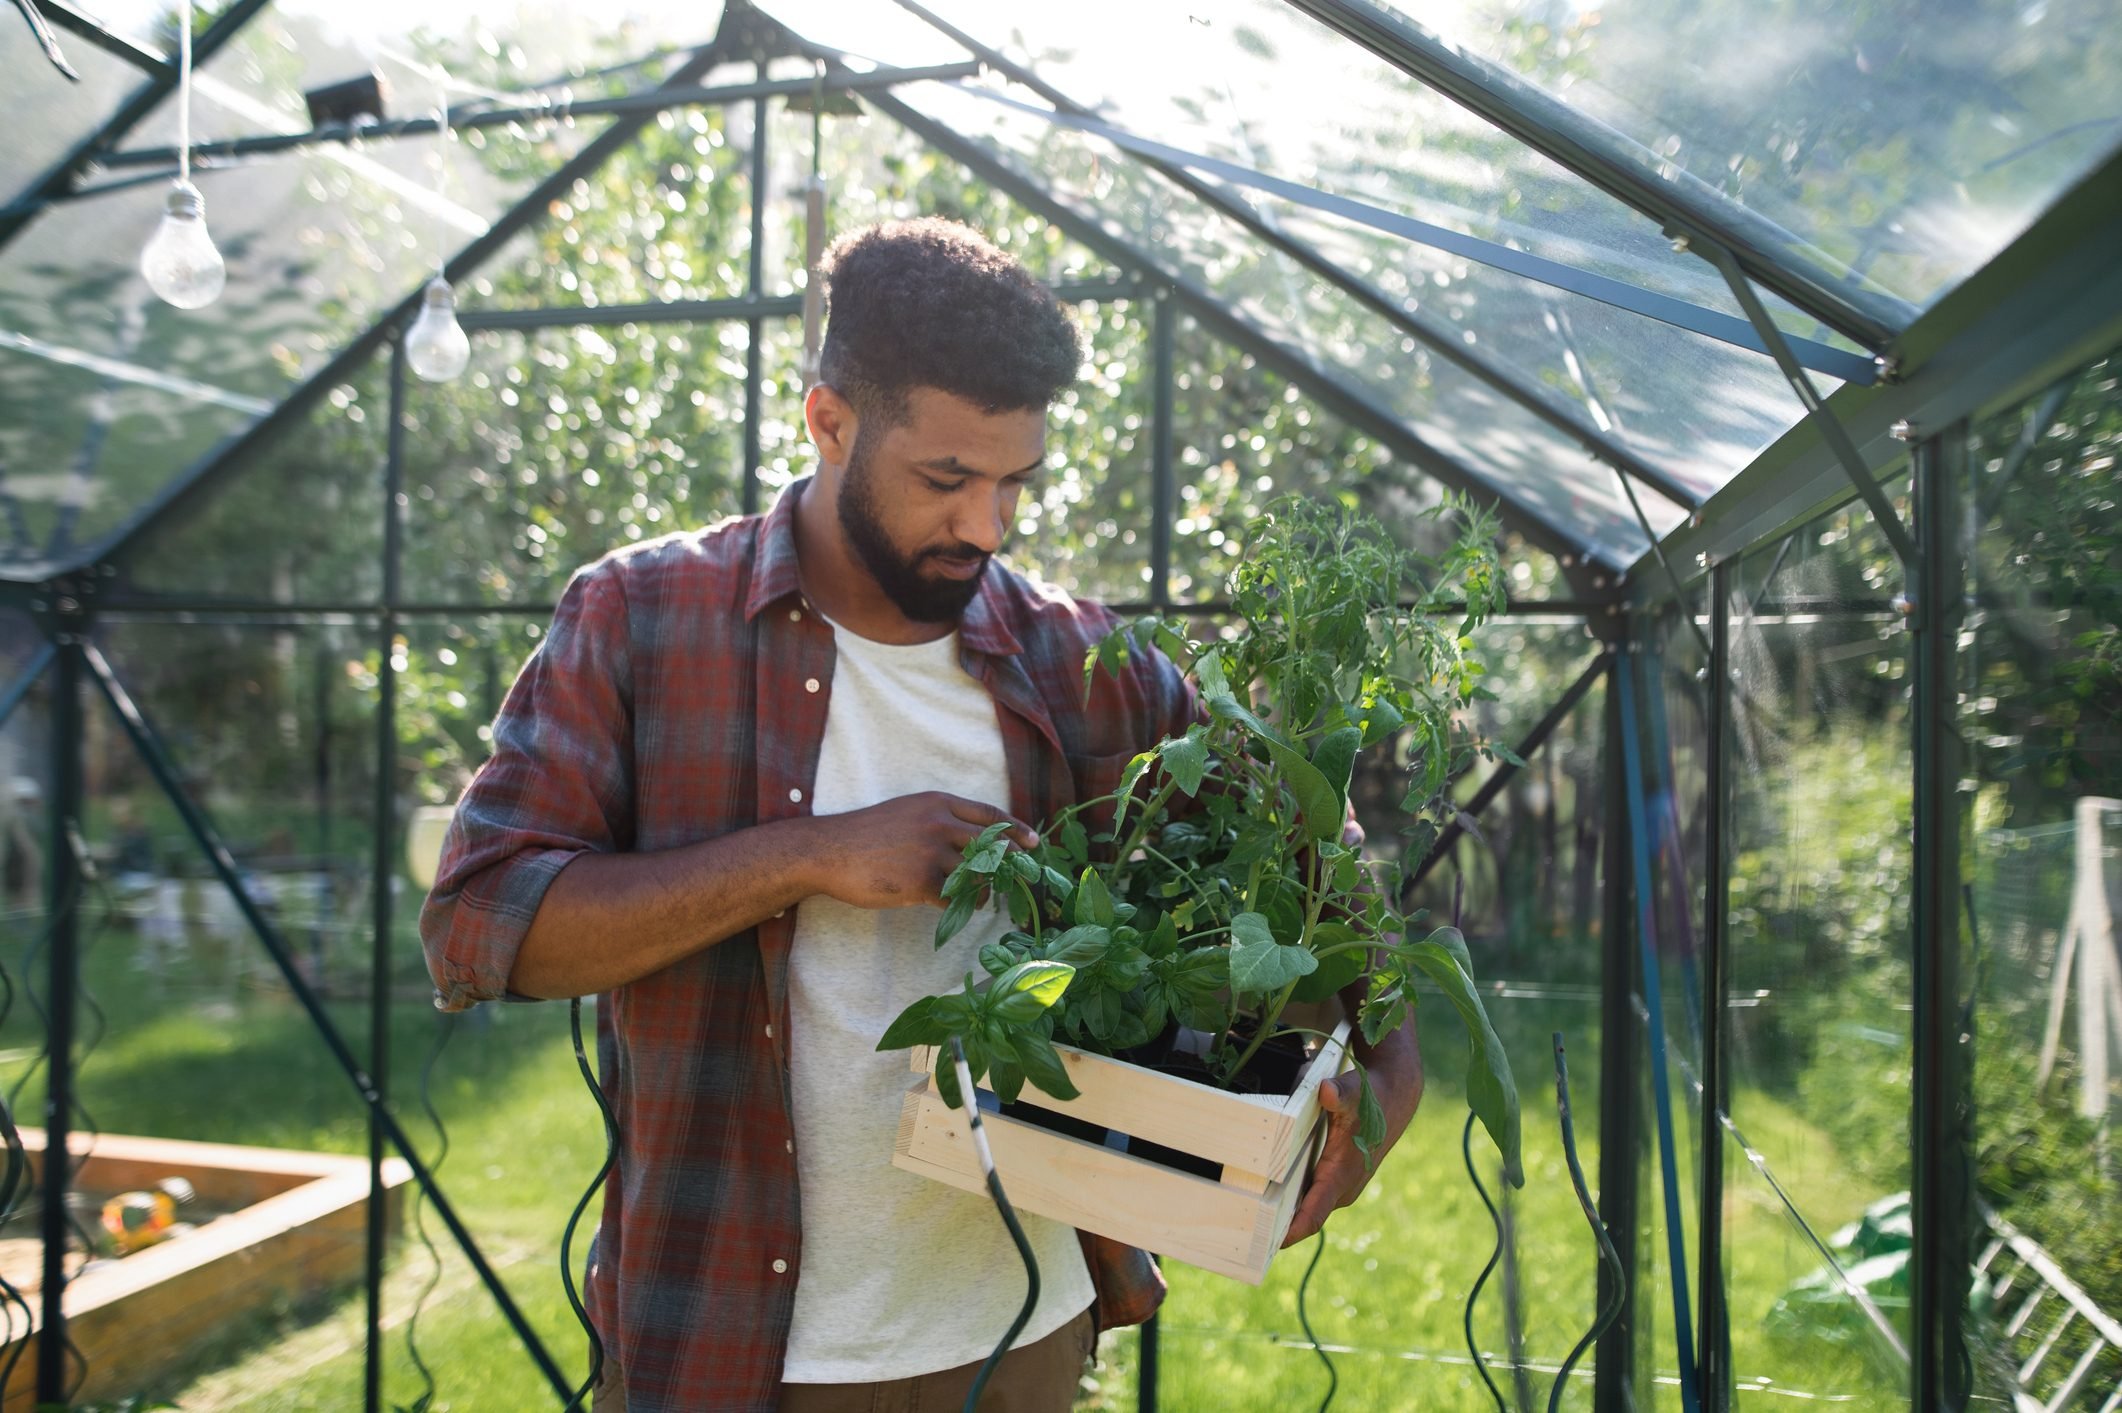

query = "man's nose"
[{"left": 954, "top": 488, "right": 1010, "bottom": 554}]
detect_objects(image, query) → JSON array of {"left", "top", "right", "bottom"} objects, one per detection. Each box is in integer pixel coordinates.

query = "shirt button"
[
  {"left": 789, "top": 787, "right": 803, "bottom": 804},
  {"left": 772, "top": 1258, "right": 788, "bottom": 1274},
  {"left": 804, "top": 677, "right": 820, "bottom": 693},
  {"left": 788, "top": 608, "right": 802, "bottom": 622},
  {"left": 785, "top": 1139, "right": 794, "bottom": 1153},
  {"left": 764, "top": 1022, "right": 774, "bottom": 1039}
]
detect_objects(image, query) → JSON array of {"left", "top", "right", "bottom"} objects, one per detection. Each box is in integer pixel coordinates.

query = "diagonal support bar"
[
  {"left": 1404, "top": 649, "right": 1610, "bottom": 897},
  {"left": 0, "top": 0, "right": 270, "bottom": 254},
  {"left": 861, "top": 86, "right": 1613, "bottom": 571},
  {"left": 85, "top": 38, "right": 738, "bottom": 575},
  {"left": 1279, "top": 0, "right": 1916, "bottom": 351},
  {"left": 1698, "top": 241, "right": 1919, "bottom": 571},
  {"left": 946, "top": 84, "right": 1877, "bottom": 386},
  {"left": 885, "top": 0, "right": 1710, "bottom": 511},
  {"left": 79, "top": 641, "right": 577, "bottom": 1406}
]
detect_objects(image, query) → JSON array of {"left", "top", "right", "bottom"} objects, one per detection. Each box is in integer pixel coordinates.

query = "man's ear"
[{"left": 805, "top": 383, "right": 858, "bottom": 468}]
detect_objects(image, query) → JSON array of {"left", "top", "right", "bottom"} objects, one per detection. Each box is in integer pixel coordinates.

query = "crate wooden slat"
[
  {"left": 895, "top": 1020, "right": 1349, "bottom": 1283},
  {"left": 908, "top": 1019, "right": 1347, "bottom": 1182}
]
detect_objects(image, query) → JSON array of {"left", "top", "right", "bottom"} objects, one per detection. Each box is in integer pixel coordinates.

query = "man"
[{"left": 420, "top": 218, "right": 1420, "bottom": 1413}]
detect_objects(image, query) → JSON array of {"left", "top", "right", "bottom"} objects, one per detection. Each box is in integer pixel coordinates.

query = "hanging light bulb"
[
  {"left": 405, "top": 276, "right": 471, "bottom": 382},
  {"left": 141, "top": 181, "right": 226, "bottom": 309},
  {"left": 142, "top": 0, "right": 224, "bottom": 309},
  {"left": 402, "top": 72, "right": 470, "bottom": 383}
]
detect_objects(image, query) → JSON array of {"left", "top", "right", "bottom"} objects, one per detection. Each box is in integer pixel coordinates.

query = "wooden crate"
[{"left": 893, "top": 1021, "right": 1348, "bottom": 1283}]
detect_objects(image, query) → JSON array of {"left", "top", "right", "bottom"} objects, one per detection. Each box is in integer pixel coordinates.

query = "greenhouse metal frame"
[{"left": 1, "top": 0, "right": 2118, "bottom": 1408}]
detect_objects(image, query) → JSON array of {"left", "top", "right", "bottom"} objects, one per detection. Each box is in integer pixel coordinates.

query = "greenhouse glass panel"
[
  {"left": 1268, "top": 202, "right": 1818, "bottom": 504},
  {"left": 1958, "top": 347, "right": 2122, "bottom": 1405},
  {"left": 890, "top": 0, "right": 1746, "bottom": 315},
  {"left": 762, "top": 99, "right": 1121, "bottom": 301},
  {"left": 401, "top": 322, "right": 748, "bottom": 605},
  {"left": 0, "top": 19, "right": 159, "bottom": 199},
  {"left": 122, "top": 345, "right": 389, "bottom": 604},
  {"left": 0, "top": 617, "right": 382, "bottom": 1410},
  {"left": 1722, "top": 488, "right": 1916, "bottom": 1403},
  {"left": 472, "top": 76, "right": 757, "bottom": 312},
  {"left": 0, "top": 112, "right": 611, "bottom": 572},
  {"left": 118, "top": 1, "right": 726, "bottom": 145},
  {"left": 895, "top": 80, "right": 1686, "bottom": 563},
  {"left": 0, "top": 343, "right": 259, "bottom": 572},
  {"left": 1414, "top": 0, "right": 2122, "bottom": 310}
]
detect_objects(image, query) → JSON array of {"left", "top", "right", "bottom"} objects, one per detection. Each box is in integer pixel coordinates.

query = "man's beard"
[{"left": 837, "top": 437, "right": 992, "bottom": 623}]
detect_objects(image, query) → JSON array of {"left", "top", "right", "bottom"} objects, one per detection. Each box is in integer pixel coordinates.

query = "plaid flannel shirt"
[{"left": 419, "top": 479, "right": 1194, "bottom": 1412}]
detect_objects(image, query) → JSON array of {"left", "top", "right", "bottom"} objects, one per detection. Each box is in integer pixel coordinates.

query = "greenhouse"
[{"left": 0, "top": 0, "right": 2117, "bottom": 1407}]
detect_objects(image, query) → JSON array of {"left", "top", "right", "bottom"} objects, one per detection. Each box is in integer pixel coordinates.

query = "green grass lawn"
[{"left": 0, "top": 904, "right": 1913, "bottom": 1411}]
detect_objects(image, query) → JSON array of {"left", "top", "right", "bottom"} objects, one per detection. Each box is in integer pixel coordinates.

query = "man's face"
[{"left": 836, "top": 386, "right": 1047, "bottom": 623}]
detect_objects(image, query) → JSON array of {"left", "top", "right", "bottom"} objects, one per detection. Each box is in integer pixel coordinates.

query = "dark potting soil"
[{"left": 995, "top": 1026, "right": 1319, "bottom": 1185}]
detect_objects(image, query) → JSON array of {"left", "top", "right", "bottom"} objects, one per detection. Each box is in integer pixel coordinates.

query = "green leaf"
[
  {"left": 1228, "top": 911, "right": 1319, "bottom": 994},
  {"left": 1491, "top": 740, "right": 1527, "bottom": 768},
  {"left": 1156, "top": 728, "right": 1210, "bottom": 797},
  {"left": 1005, "top": 849, "right": 1042, "bottom": 884},
  {"left": 1396, "top": 939, "right": 1522, "bottom": 1187},
  {"left": 934, "top": 1048, "right": 965, "bottom": 1109},
  {"left": 1109, "top": 751, "right": 1157, "bottom": 831},
  {"left": 964, "top": 826, "right": 1012, "bottom": 876},
  {"left": 1144, "top": 912, "right": 1180, "bottom": 958},
  {"left": 978, "top": 941, "right": 1021, "bottom": 977},
  {"left": 987, "top": 960, "right": 1077, "bottom": 1024},
  {"left": 1359, "top": 695, "right": 1404, "bottom": 747},
  {"left": 1353, "top": 1063, "right": 1388, "bottom": 1168},
  {"left": 1291, "top": 940, "right": 1366, "bottom": 1003},
  {"left": 1258, "top": 733, "right": 1346, "bottom": 844},
  {"left": 1059, "top": 819, "right": 1089, "bottom": 865},
  {"left": 987, "top": 1057, "right": 1026, "bottom": 1106},
  {"left": 934, "top": 889, "right": 978, "bottom": 949},
  {"left": 876, "top": 996, "right": 950, "bottom": 1051},
  {"left": 1310, "top": 725, "right": 1362, "bottom": 810},
  {"left": 1075, "top": 867, "right": 1116, "bottom": 928},
  {"left": 1012, "top": 1032, "right": 1082, "bottom": 1102},
  {"left": 1042, "top": 924, "right": 1112, "bottom": 969}
]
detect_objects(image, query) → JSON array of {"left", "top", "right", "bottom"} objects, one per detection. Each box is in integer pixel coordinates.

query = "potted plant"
[{"left": 880, "top": 495, "right": 1524, "bottom": 1281}]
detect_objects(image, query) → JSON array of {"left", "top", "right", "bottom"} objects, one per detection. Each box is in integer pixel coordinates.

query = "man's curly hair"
[{"left": 817, "top": 218, "right": 1082, "bottom": 430}]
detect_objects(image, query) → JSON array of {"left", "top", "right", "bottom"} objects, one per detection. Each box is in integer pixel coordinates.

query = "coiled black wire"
[
  {"left": 1549, "top": 1032, "right": 1624, "bottom": 1413},
  {"left": 1295, "top": 1230, "right": 1337, "bottom": 1412},
  {"left": 949, "top": 1036, "right": 1039, "bottom": 1413},
  {"left": 560, "top": 994, "right": 619, "bottom": 1412},
  {"left": 395, "top": 1009, "right": 459, "bottom": 1413},
  {"left": 1461, "top": 1109, "right": 1510, "bottom": 1412}
]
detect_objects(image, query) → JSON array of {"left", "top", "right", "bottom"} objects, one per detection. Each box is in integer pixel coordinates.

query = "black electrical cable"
[
  {"left": 1295, "top": 1230, "right": 1337, "bottom": 1412},
  {"left": 1549, "top": 1033, "right": 1624, "bottom": 1413},
  {"left": 1460, "top": 1110, "right": 1509, "bottom": 1412},
  {"left": 560, "top": 994, "right": 619, "bottom": 1413},
  {"left": 947, "top": 1036, "right": 1039, "bottom": 1413},
  {"left": 396, "top": 1008, "right": 459, "bottom": 1413}
]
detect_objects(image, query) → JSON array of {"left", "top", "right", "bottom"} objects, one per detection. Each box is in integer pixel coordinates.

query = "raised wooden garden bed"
[
  {"left": 1, "top": 1129, "right": 409, "bottom": 1412},
  {"left": 894, "top": 1019, "right": 1349, "bottom": 1283}
]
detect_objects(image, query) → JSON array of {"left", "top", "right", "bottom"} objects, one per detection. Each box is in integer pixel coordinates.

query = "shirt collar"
[{"left": 743, "top": 476, "right": 1024, "bottom": 659}]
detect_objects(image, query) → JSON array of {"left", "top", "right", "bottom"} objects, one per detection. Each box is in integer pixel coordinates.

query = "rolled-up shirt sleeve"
[{"left": 419, "top": 560, "right": 635, "bottom": 1010}]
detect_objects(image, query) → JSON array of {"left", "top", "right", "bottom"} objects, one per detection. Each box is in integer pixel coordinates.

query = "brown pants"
[{"left": 591, "top": 1308, "right": 1096, "bottom": 1413}]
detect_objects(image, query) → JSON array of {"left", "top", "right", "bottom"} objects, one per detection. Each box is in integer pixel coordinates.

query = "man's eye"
[{"left": 921, "top": 476, "right": 964, "bottom": 494}]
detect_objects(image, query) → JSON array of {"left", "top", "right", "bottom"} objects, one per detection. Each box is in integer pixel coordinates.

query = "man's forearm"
[{"left": 506, "top": 815, "right": 825, "bottom": 999}]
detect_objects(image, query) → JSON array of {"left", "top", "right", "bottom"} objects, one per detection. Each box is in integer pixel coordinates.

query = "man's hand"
[
  {"left": 809, "top": 792, "right": 1037, "bottom": 910},
  {"left": 1281, "top": 1021, "right": 1424, "bottom": 1247}
]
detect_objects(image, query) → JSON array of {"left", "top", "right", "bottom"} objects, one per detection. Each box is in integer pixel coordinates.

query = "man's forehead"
[{"left": 886, "top": 387, "right": 1049, "bottom": 472}]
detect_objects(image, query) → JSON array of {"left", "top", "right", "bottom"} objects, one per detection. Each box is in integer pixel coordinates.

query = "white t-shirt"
[{"left": 781, "top": 619, "right": 1095, "bottom": 1383}]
